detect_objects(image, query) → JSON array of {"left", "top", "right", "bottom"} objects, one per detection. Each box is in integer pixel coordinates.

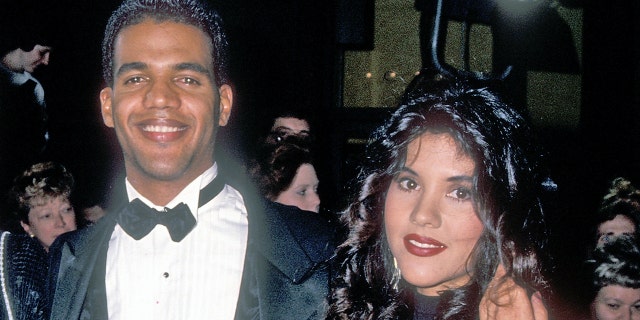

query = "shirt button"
[{"left": 163, "top": 272, "right": 169, "bottom": 278}]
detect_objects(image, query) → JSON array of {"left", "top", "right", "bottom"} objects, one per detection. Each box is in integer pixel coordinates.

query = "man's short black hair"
[{"left": 102, "top": 0, "right": 230, "bottom": 87}]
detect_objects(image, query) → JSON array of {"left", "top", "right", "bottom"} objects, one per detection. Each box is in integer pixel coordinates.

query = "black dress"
[
  {"left": 414, "top": 293, "right": 440, "bottom": 320},
  {"left": 0, "top": 232, "right": 49, "bottom": 320}
]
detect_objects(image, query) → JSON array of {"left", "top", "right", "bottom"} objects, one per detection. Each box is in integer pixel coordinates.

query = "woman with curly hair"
[
  {"left": 0, "top": 161, "right": 79, "bottom": 319},
  {"left": 326, "top": 73, "right": 552, "bottom": 319},
  {"left": 5, "top": 161, "right": 78, "bottom": 251},
  {"left": 588, "top": 235, "right": 640, "bottom": 319}
]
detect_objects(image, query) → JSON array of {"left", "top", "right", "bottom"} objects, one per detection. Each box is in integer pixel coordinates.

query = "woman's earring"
[
  {"left": 392, "top": 257, "right": 401, "bottom": 291},
  {"left": 29, "top": 233, "right": 35, "bottom": 238}
]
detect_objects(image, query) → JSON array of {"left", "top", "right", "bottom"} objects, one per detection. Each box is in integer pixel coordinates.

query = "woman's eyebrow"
[{"left": 447, "top": 175, "right": 473, "bottom": 183}]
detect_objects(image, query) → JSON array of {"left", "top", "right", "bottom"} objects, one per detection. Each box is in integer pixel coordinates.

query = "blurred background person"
[
  {"left": 249, "top": 136, "right": 320, "bottom": 213},
  {"left": 2, "top": 161, "right": 80, "bottom": 252},
  {"left": 0, "top": 230, "right": 49, "bottom": 319},
  {"left": 593, "top": 177, "right": 640, "bottom": 247},
  {"left": 587, "top": 235, "right": 640, "bottom": 320},
  {"left": 557, "top": 177, "right": 640, "bottom": 319},
  {"left": 268, "top": 108, "right": 313, "bottom": 141},
  {"left": 0, "top": 161, "right": 79, "bottom": 320},
  {"left": 0, "top": 2, "right": 54, "bottom": 207}
]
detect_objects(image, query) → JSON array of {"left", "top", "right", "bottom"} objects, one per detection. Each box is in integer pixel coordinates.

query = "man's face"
[
  {"left": 3, "top": 44, "right": 51, "bottom": 73},
  {"left": 22, "top": 45, "right": 51, "bottom": 73},
  {"left": 271, "top": 117, "right": 310, "bottom": 137},
  {"left": 100, "top": 19, "right": 232, "bottom": 193}
]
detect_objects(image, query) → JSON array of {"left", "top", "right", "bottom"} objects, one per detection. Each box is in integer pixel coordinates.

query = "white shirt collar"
[
  {"left": 125, "top": 163, "right": 218, "bottom": 216},
  {"left": 10, "top": 71, "right": 36, "bottom": 86}
]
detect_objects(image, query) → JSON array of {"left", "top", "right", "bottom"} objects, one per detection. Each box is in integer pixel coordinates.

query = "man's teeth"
[
  {"left": 142, "top": 125, "right": 184, "bottom": 133},
  {"left": 409, "top": 239, "right": 444, "bottom": 248}
]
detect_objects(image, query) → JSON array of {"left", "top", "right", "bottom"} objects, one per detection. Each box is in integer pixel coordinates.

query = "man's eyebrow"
[
  {"left": 115, "top": 62, "right": 147, "bottom": 78},
  {"left": 114, "top": 62, "right": 212, "bottom": 79},
  {"left": 175, "top": 62, "right": 212, "bottom": 79}
]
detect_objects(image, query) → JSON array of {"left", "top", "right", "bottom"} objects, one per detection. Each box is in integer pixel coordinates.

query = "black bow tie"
[
  {"left": 118, "top": 175, "right": 225, "bottom": 242},
  {"left": 119, "top": 200, "right": 195, "bottom": 242}
]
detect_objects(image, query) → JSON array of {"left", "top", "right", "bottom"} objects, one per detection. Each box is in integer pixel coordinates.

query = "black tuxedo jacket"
[
  {"left": 0, "top": 66, "right": 48, "bottom": 202},
  {"left": 47, "top": 180, "right": 338, "bottom": 320}
]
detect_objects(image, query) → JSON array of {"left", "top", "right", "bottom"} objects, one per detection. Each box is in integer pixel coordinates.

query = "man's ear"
[
  {"left": 100, "top": 87, "right": 115, "bottom": 128},
  {"left": 217, "top": 84, "right": 233, "bottom": 127}
]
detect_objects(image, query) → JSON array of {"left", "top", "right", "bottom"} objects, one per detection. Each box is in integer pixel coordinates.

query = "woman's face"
[
  {"left": 21, "top": 196, "right": 77, "bottom": 251},
  {"left": 384, "top": 132, "right": 483, "bottom": 296},
  {"left": 275, "top": 163, "right": 320, "bottom": 213},
  {"left": 592, "top": 285, "right": 640, "bottom": 320},
  {"left": 597, "top": 215, "right": 636, "bottom": 246}
]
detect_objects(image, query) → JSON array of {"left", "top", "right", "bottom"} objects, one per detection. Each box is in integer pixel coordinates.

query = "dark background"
[{"left": 3, "top": 0, "right": 639, "bottom": 316}]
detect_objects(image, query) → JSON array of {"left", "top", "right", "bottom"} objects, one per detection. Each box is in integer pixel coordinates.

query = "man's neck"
[
  {"left": 129, "top": 180, "right": 186, "bottom": 207},
  {"left": 1, "top": 50, "right": 24, "bottom": 73},
  {"left": 125, "top": 165, "right": 214, "bottom": 207}
]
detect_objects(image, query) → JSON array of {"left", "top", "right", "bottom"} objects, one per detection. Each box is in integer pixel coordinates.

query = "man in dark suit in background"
[
  {"left": 46, "top": 0, "right": 337, "bottom": 319},
  {"left": 0, "top": 3, "right": 52, "bottom": 210}
]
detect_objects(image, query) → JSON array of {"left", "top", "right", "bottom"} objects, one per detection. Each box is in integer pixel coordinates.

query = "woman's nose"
[
  {"left": 55, "top": 215, "right": 66, "bottom": 227},
  {"left": 410, "top": 192, "right": 442, "bottom": 228},
  {"left": 311, "top": 191, "right": 321, "bottom": 206}
]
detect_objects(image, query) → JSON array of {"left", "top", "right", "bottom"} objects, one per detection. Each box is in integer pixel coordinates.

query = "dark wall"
[
  {"left": 18, "top": 0, "right": 122, "bottom": 209},
  {"left": 545, "top": 1, "right": 640, "bottom": 315},
  {"left": 582, "top": 0, "right": 640, "bottom": 185},
  {"left": 215, "top": 0, "right": 340, "bottom": 210}
]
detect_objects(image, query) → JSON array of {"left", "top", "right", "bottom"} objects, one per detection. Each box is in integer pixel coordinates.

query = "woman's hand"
[{"left": 479, "top": 266, "right": 548, "bottom": 320}]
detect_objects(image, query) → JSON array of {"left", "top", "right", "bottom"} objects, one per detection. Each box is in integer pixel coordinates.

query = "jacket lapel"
[
  {"left": 251, "top": 201, "right": 311, "bottom": 283},
  {"left": 50, "top": 213, "right": 117, "bottom": 319},
  {"left": 251, "top": 201, "right": 335, "bottom": 284}
]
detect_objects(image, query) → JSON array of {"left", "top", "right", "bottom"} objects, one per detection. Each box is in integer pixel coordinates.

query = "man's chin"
[{"left": 134, "top": 161, "right": 192, "bottom": 182}]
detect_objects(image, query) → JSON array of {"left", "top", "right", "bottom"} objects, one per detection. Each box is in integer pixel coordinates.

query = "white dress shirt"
[
  {"left": 11, "top": 71, "right": 45, "bottom": 106},
  {"left": 106, "top": 164, "right": 248, "bottom": 319}
]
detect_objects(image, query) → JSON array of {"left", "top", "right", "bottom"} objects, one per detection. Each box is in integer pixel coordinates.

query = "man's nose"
[
  {"left": 40, "top": 52, "right": 50, "bottom": 65},
  {"left": 145, "top": 79, "right": 180, "bottom": 109}
]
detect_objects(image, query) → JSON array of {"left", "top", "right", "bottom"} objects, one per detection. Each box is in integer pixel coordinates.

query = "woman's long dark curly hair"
[{"left": 326, "top": 73, "right": 552, "bottom": 319}]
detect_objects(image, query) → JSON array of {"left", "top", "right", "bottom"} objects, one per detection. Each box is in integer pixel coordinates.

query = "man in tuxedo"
[{"left": 47, "top": 0, "right": 337, "bottom": 319}]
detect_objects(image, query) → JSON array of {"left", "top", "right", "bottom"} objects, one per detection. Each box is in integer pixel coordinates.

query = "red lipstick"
[{"left": 403, "top": 234, "right": 447, "bottom": 257}]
